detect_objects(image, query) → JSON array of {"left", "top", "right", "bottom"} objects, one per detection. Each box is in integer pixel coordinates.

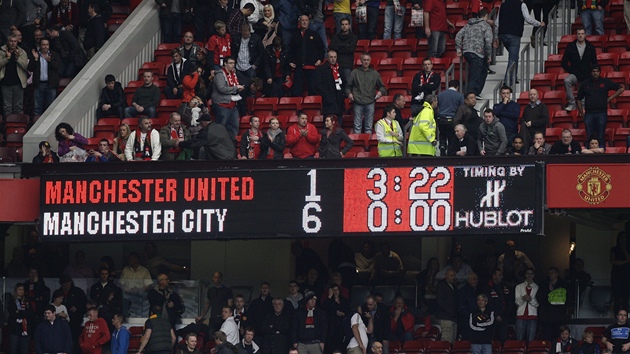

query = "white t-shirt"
[
  {"left": 53, "top": 303, "right": 70, "bottom": 322},
  {"left": 347, "top": 313, "right": 368, "bottom": 349},
  {"left": 221, "top": 316, "right": 240, "bottom": 345}
]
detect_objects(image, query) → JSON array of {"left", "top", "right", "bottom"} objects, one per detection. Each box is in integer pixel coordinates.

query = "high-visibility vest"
[
  {"left": 408, "top": 101, "right": 436, "bottom": 156},
  {"left": 376, "top": 119, "right": 403, "bottom": 157}
]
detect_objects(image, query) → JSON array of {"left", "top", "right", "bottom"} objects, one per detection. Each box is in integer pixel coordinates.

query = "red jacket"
[
  {"left": 286, "top": 123, "right": 319, "bottom": 158},
  {"left": 390, "top": 305, "right": 415, "bottom": 335},
  {"left": 80, "top": 317, "right": 111, "bottom": 354}
]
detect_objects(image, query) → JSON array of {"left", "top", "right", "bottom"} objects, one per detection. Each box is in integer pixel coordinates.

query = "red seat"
[
  {"left": 546, "top": 127, "right": 564, "bottom": 144},
  {"left": 528, "top": 340, "right": 551, "bottom": 352},
  {"left": 605, "top": 71, "right": 629, "bottom": 88},
  {"left": 543, "top": 90, "right": 567, "bottom": 112},
  {"left": 414, "top": 325, "right": 440, "bottom": 340},
  {"left": 544, "top": 54, "right": 565, "bottom": 74},
  {"left": 517, "top": 91, "right": 543, "bottom": 106},
  {"left": 403, "top": 57, "right": 425, "bottom": 72},
  {"left": 0, "top": 147, "right": 15, "bottom": 162},
  {"left": 607, "top": 109, "right": 628, "bottom": 128},
  {"left": 446, "top": 2, "right": 468, "bottom": 16},
  {"left": 377, "top": 57, "right": 403, "bottom": 74},
  {"left": 302, "top": 96, "right": 323, "bottom": 116},
  {"left": 356, "top": 39, "right": 370, "bottom": 53},
  {"left": 343, "top": 151, "right": 357, "bottom": 158},
  {"left": 253, "top": 97, "right": 278, "bottom": 114},
  {"left": 427, "top": 341, "right": 451, "bottom": 354},
  {"left": 606, "top": 146, "right": 627, "bottom": 153},
  {"left": 503, "top": 340, "right": 526, "bottom": 354},
  {"left": 369, "top": 39, "right": 394, "bottom": 53},
  {"left": 550, "top": 110, "right": 577, "bottom": 129},
  {"left": 557, "top": 35, "right": 576, "bottom": 52},
  {"left": 531, "top": 73, "right": 557, "bottom": 92},
  {"left": 392, "top": 38, "right": 417, "bottom": 54},
  {"left": 607, "top": 35, "right": 630, "bottom": 53},
  {"left": 347, "top": 133, "right": 370, "bottom": 151},
  {"left": 570, "top": 128, "right": 587, "bottom": 143},
  {"left": 403, "top": 339, "right": 431, "bottom": 354},
  {"left": 4, "top": 113, "right": 30, "bottom": 129},
  {"left": 452, "top": 341, "right": 472, "bottom": 354},
  {"left": 597, "top": 52, "right": 620, "bottom": 72},
  {"left": 4, "top": 133, "right": 24, "bottom": 147},
  {"left": 613, "top": 128, "right": 630, "bottom": 146},
  {"left": 158, "top": 99, "right": 181, "bottom": 112},
  {"left": 278, "top": 97, "right": 303, "bottom": 112},
  {"left": 157, "top": 43, "right": 180, "bottom": 51},
  {"left": 431, "top": 57, "right": 452, "bottom": 72},
  {"left": 388, "top": 76, "right": 413, "bottom": 94}
]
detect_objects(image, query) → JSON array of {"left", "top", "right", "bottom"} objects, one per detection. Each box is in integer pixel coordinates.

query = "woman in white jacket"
[{"left": 515, "top": 268, "right": 539, "bottom": 343}]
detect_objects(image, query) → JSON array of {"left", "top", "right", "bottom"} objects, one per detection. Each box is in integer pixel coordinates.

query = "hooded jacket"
[
  {"left": 561, "top": 40, "right": 598, "bottom": 82},
  {"left": 455, "top": 17, "right": 493, "bottom": 59},
  {"left": 477, "top": 117, "right": 507, "bottom": 155}
]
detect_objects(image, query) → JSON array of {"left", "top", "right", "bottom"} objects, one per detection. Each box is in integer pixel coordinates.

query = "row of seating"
[
  {"left": 545, "top": 52, "right": 630, "bottom": 74},
  {"left": 545, "top": 127, "right": 630, "bottom": 147}
]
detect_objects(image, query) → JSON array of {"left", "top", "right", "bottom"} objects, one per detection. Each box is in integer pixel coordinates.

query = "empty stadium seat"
[
  {"left": 503, "top": 340, "right": 526, "bottom": 354},
  {"left": 597, "top": 52, "right": 620, "bottom": 72},
  {"left": 544, "top": 54, "right": 565, "bottom": 74},
  {"left": 531, "top": 73, "right": 557, "bottom": 92},
  {"left": 551, "top": 110, "right": 577, "bottom": 129},
  {"left": 570, "top": 128, "right": 588, "bottom": 143},
  {"left": 546, "top": 128, "right": 564, "bottom": 144},
  {"left": 606, "top": 146, "right": 627, "bottom": 153},
  {"left": 613, "top": 128, "right": 630, "bottom": 146}
]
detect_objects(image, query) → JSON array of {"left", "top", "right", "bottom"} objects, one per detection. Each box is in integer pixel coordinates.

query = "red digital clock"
[{"left": 343, "top": 167, "right": 455, "bottom": 233}]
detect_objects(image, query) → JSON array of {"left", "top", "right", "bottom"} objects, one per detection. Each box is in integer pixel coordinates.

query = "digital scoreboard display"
[{"left": 39, "top": 164, "right": 543, "bottom": 241}]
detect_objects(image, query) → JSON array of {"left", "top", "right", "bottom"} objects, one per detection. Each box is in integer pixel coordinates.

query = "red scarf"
[
  {"left": 43, "top": 154, "right": 54, "bottom": 163},
  {"left": 420, "top": 71, "right": 434, "bottom": 86},
  {"left": 305, "top": 305, "right": 315, "bottom": 327},
  {"left": 169, "top": 126, "right": 184, "bottom": 155},
  {"left": 56, "top": 4, "right": 72, "bottom": 26},
  {"left": 18, "top": 299, "right": 28, "bottom": 335},
  {"left": 246, "top": 129, "right": 263, "bottom": 159},
  {"left": 219, "top": 68, "right": 239, "bottom": 109},
  {"left": 134, "top": 129, "right": 153, "bottom": 160}
]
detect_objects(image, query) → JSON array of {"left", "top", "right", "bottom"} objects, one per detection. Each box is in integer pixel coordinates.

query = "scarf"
[
  {"left": 56, "top": 3, "right": 72, "bottom": 26},
  {"left": 169, "top": 125, "right": 184, "bottom": 154},
  {"left": 331, "top": 63, "right": 342, "bottom": 90},
  {"left": 305, "top": 305, "right": 315, "bottom": 328},
  {"left": 17, "top": 299, "right": 28, "bottom": 336},
  {"left": 266, "top": 128, "right": 281, "bottom": 158},
  {"left": 223, "top": 67, "right": 239, "bottom": 87},
  {"left": 420, "top": 71, "right": 434, "bottom": 86},
  {"left": 134, "top": 129, "right": 153, "bottom": 160},
  {"left": 246, "top": 129, "right": 262, "bottom": 159},
  {"left": 43, "top": 153, "right": 54, "bottom": 163}
]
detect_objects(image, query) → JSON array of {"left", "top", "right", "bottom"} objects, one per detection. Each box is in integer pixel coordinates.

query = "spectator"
[
  {"left": 478, "top": 108, "right": 507, "bottom": 156},
  {"left": 454, "top": 92, "right": 482, "bottom": 141},
  {"left": 296, "top": 0, "right": 327, "bottom": 49},
  {"left": 137, "top": 306, "right": 177, "bottom": 354},
  {"left": 124, "top": 71, "right": 160, "bottom": 118},
  {"left": 288, "top": 15, "right": 325, "bottom": 97},
  {"left": 498, "top": 240, "right": 535, "bottom": 288},
  {"left": 275, "top": 0, "right": 298, "bottom": 49},
  {"left": 579, "top": 0, "right": 606, "bottom": 35},
  {"left": 437, "top": 255, "right": 474, "bottom": 289},
  {"left": 319, "top": 115, "right": 353, "bottom": 158},
  {"left": 179, "top": 114, "right": 237, "bottom": 160},
  {"left": 375, "top": 104, "right": 404, "bottom": 157},
  {"left": 248, "top": 283, "right": 274, "bottom": 343},
  {"left": 577, "top": 65, "right": 624, "bottom": 148},
  {"left": 392, "top": 94, "right": 409, "bottom": 130},
  {"left": 562, "top": 28, "right": 597, "bottom": 112},
  {"left": 610, "top": 232, "right": 630, "bottom": 312},
  {"left": 228, "top": 3, "right": 255, "bottom": 35},
  {"left": 603, "top": 309, "right": 630, "bottom": 354},
  {"left": 286, "top": 281, "right": 304, "bottom": 311},
  {"left": 549, "top": 129, "right": 581, "bottom": 154},
  {"left": 436, "top": 269, "right": 458, "bottom": 343},
  {"left": 455, "top": 9, "right": 493, "bottom": 98},
  {"left": 515, "top": 268, "right": 538, "bottom": 343},
  {"left": 292, "top": 290, "right": 327, "bottom": 354},
  {"left": 177, "top": 333, "right": 201, "bottom": 354},
  {"left": 21, "top": 0, "right": 47, "bottom": 50},
  {"left": 195, "top": 49, "right": 214, "bottom": 98},
  {"left": 232, "top": 294, "right": 247, "bottom": 331},
  {"left": 48, "top": 0, "right": 79, "bottom": 37},
  {"left": 111, "top": 314, "right": 130, "bottom": 354},
  {"left": 332, "top": 0, "right": 352, "bottom": 33},
  {"left": 356, "top": 241, "right": 376, "bottom": 284},
  {"left": 148, "top": 274, "right": 184, "bottom": 329},
  {"left": 160, "top": 112, "right": 191, "bottom": 160},
  {"left": 437, "top": 80, "right": 464, "bottom": 154},
  {"left": 390, "top": 296, "right": 414, "bottom": 343},
  {"left": 79, "top": 0, "right": 112, "bottom": 44},
  {"left": 328, "top": 19, "right": 357, "bottom": 84},
  {"left": 156, "top": 0, "right": 183, "bottom": 44},
  {"left": 51, "top": 290, "right": 69, "bottom": 322},
  {"left": 90, "top": 267, "right": 122, "bottom": 309},
  {"left": 493, "top": 85, "right": 520, "bottom": 146},
  {"left": 423, "top": 0, "right": 454, "bottom": 58},
  {"left": 0, "top": 1, "right": 25, "bottom": 45},
  {"left": 322, "top": 272, "right": 351, "bottom": 303},
  {"left": 58, "top": 276, "right": 88, "bottom": 349},
  {"left": 384, "top": 0, "right": 406, "bottom": 40},
  {"left": 86, "top": 139, "right": 118, "bottom": 162},
  {"left": 408, "top": 94, "right": 438, "bottom": 156},
  {"left": 347, "top": 52, "right": 387, "bottom": 134},
  {"left": 448, "top": 124, "right": 479, "bottom": 156},
  {"left": 286, "top": 111, "right": 320, "bottom": 159},
  {"left": 520, "top": 89, "right": 549, "bottom": 149},
  {"left": 579, "top": 331, "right": 600, "bottom": 354},
  {"left": 529, "top": 0, "right": 552, "bottom": 47},
  {"left": 507, "top": 136, "right": 528, "bottom": 155},
  {"left": 215, "top": 331, "right": 239, "bottom": 354},
  {"left": 347, "top": 307, "right": 373, "bottom": 354},
  {"left": 314, "top": 50, "right": 346, "bottom": 122},
  {"left": 182, "top": 67, "right": 207, "bottom": 110},
  {"left": 374, "top": 243, "right": 404, "bottom": 285},
  {"left": 262, "top": 36, "right": 289, "bottom": 98},
  {"left": 195, "top": 0, "right": 220, "bottom": 42},
  {"left": 179, "top": 32, "right": 201, "bottom": 63},
  {"left": 581, "top": 136, "right": 605, "bottom": 154},
  {"left": 32, "top": 141, "right": 60, "bottom": 163},
  {"left": 361, "top": 295, "right": 390, "bottom": 352},
  {"left": 79, "top": 307, "right": 110, "bottom": 354},
  {"left": 113, "top": 124, "right": 131, "bottom": 161},
  {"left": 237, "top": 327, "right": 260, "bottom": 354},
  {"left": 55, "top": 122, "right": 89, "bottom": 162},
  {"left": 357, "top": 0, "right": 380, "bottom": 40},
  {"left": 458, "top": 273, "right": 480, "bottom": 340},
  {"left": 323, "top": 283, "right": 349, "bottom": 352},
  {"left": 165, "top": 49, "right": 193, "bottom": 99},
  {"left": 555, "top": 326, "right": 578, "bottom": 354},
  {"left": 28, "top": 39, "right": 61, "bottom": 116},
  {"left": 239, "top": 116, "right": 263, "bottom": 159},
  {"left": 34, "top": 305, "right": 73, "bottom": 354},
  {"left": 83, "top": 4, "right": 106, "bottom": 59},
  {"left": 469, "top": 294, "right": 495, "bottom": 354},
  {"left": 484, "top": 268, "right": 510, "bottom": 344},
  {"left": 259, "top": 116, "right": 285, "bottom": 159},
  {"left": 97, "top": 74, "right": 125, "bottom": 119},
  {"left": 212, "top": 56, "right": 244, "bottom": 136},
  {"left": 566, "top": 258, "right": 593, "bottom": 307},
  {"left": 537, "top": 267, "right": 569, "bottom": 341},
  {"left": 124, "top": 116, "right": 162, "bottom": 160},
  {"left": 254, "top": 5, "right": 280, "bottom": 47},
  {"left": 528, "top": 131, "right": 551, "bottom": 154},
  {"left": 206, "top": 21, "right": 232, "bottom": 70},
  {"left": 242, "top": 0, "right": 264, "bottom": 29},
  {"left": 232, "top": 23, "right": 264, "bottom": 95},
  {"left": 496, "top": 0, "right": 543, "bottom": 85},
  {"left": 299, "top": 268, "right": 326, "bottom": 302},
  {"left": 196, "top": 271, "right": 234, "bottom": 332},
  {"left": 47, "top": 25, "right": 84, "bottom": 79},
  {"left": 24, "top": 267, "right": 50, "bottom": 321},
  {"left": 8, "top": 283, "right": 35, "bottom": 354},
  {"left": 0, "top": 34, "right": 29, "bottom": 115},
  {"left": 411, "top": 58, "right": 441, "bottom": 115}
]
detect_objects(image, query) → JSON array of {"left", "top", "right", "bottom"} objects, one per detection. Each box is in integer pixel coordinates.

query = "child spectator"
[
  {"left": 579, "top": 331, "right": 601, "bottom": 354},
  {"left": 556, "top": 326, "right": 579, "bottom": 354}
]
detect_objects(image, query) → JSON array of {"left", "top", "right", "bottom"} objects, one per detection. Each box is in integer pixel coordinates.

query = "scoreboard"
[{"left": 39, "top": 163, "right": 544, "bottom": 241}]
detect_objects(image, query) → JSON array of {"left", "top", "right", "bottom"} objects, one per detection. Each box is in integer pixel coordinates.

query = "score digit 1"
[{"left": 302, "top": 169, "right": 322, "bottom": 233}]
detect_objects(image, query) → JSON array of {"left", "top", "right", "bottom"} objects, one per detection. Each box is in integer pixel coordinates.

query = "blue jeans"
[
  {"left": 212, "top": 103, "right": 240, "bottom": 136},
  {"left": 124, "top": 105, "right": 157, "bottom": 118},
  {"left": 384, "top": 5, "right": 405, "bottom": 39},
  {"left": 515, "top": 318, "right": 537, "bottom": 343},
  {"left": 333, "top": 12, "right": 352, "bottom": 33},
  {"left": 464, "top": 52, "right": 488, "bottom": 96},
  {"left": 471, "top": 344, "right": 492, "bottom": 354},
  {"left": 584, "top": 111, "right": 607, "bottom": 147},
  {"left": 428, "top": 30, "right": 446, "bottom": 58},
  {"left": 34, "top": 82, "right": 57, "bottom": 115},
  {"left": 500, "top": 34, "right": 521, "bottom": 85},
  {"left": 353, "top": 102, "right": 375, "bottom": 134},
  {"left": 309, "top": 20, "right": 328, "bottom": 52},
  {"left": 358, "top": 6, "right": 379, "bottom": 39},
  {"left": 581, "top": 9, "right": 605, "bottom": 35}
]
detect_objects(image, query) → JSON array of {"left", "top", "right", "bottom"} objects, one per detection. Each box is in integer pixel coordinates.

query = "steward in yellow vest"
[{"left": 408, "top": 95, "right": 438, "bottom": 156}]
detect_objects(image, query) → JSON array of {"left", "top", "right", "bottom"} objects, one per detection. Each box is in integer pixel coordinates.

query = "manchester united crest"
[{"left": 576, "top": 167, "right": 612, "bottom": 205}]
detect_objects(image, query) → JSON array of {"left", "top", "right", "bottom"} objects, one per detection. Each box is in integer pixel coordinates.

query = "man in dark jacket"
[
  {"left": 314, "top": 50, "right": 345, "bottom": 122},
  {"left": 231, "top": 24, "right": 264, "bottom": 96},
  {"left": 453, "top": 92, "right": 482, "bottom": 141},
  {"left": 458, "top": 273, "right": 480, "bottom": 341},
  {"left": 47, "top": 26, "right": 85, "bottom": 78},
  {"left": 448, "top": 124, "right": 479, "bottom": 156},
  {"left": 147, "top": 274, "right": 184, "bottom": 329},
  {"left": 484, "top": 269, "right": 510, "bottom": 344},
  {"left": 436, "top": 269, "right": 458, "bottom": 344},
  {"left": 289, "top": 15, "right": 325, "bottom": 97},
  {"left": 492, "top": 85, "right": 520, "bottom": 147},
  {"left": 27, "top": 38, "right": 61, "bottom": 116},
  {"left": 138, "top": 306, "right": 177, "bottom": 354},
  {"left": 520, "top": 89, "right": 549, "bottom": 149},
  {"left": 35, "top": 305, "right": 73, "bottom": 354},
  {"left": 83, "top": 3, "right": 107, "bottom": 59},
  {"left": 98, "top": 74, "right": 125, "bottom": 118},
  {"left": 179, "top": 113, "right": 236, "bottom": 160},
  {"left": 361, "top": 294, "right": 390, "bottom": 352},
  {"left": 469, "top": 294, "right": 495, "bottom": 354},
  {"left": 262, "top": 298, "right": 291, "bottom": 354},
  {"left": 292, "top": 290, "right": 327, "bottom": 354},
  {"left": 262, "top": 36, "right": 290, "bottom": 97},
  {"left": 411, "top": 58, "right": 441, "bottom": 115},
  {"left": 246, "top": 282, "right": 274, "bottom": 344},
  {"left": 328, "top": 18, "right": 357, "bottom": 84},
  {"left": 165, "top": 48, "right": 193, "bottom": 99},
  {"left": 562, "top": 28, "right": 598, "bottom": 112},
  {"left": 58, "top": 276, "right": 87, "bottom": 352}
]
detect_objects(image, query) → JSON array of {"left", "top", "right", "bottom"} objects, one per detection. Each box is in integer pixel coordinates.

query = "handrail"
[
  {"left": 445, "top": 63, "right": 455, "bottom": 88},
  {"left": 548, "top": 5, "right": 559, "bottom": 55},
  {"left": 480, "top": 98, "right": 490, "bottom": 113},
  {"left": 492, "top": 77, "right": 504, "bottom": 106},
  {"left": 519, "top": 43, "right": 531, "bottom": 93}
]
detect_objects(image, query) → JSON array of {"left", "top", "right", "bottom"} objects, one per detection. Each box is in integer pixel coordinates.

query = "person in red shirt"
[
  {"left": 80, "top": 307, "right": 111, "bottom": 354},
  {"left": 423, "top": 0, "right": 455, "bottom": 58},
  {"left": 206, "top": 21, "right": 232, "bottom": 71},
  {"left": 390, "top": 296, "right": 415, "bottom": 343},
  {"left": 285, "top": 112, "right": 320, "bottom": 158}
]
